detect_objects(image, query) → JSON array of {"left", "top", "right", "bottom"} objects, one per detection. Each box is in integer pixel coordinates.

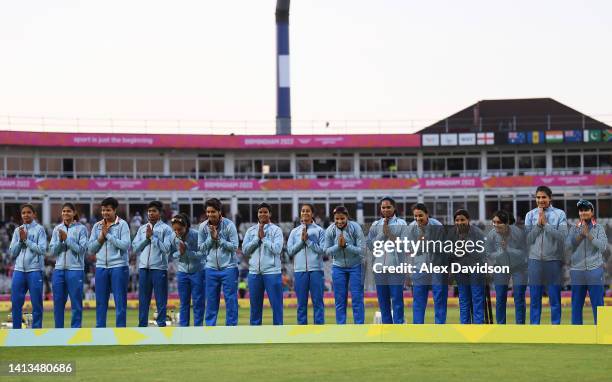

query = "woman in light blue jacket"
[
  {"left": 49, "top": 202, "right": 88, "bottom": 328},
  {"left": 9, "top": 203, "right": 47, "bottom": 329},
  {"left": 407, "top": 203, "right": 445, "bottom": 324},
  {"left": 132, "top": 200, "right": 173, "bottom": 327},
  {"left": 566, "top": 199, "right": 608, "bottom": 324},
  {"left": 367, "top": 197, "right": 408, "bottom": 324},
  {"left": 242, "top": 202, "right": 284, "bottom": 325},
  {"left": 170, "top": 213, "right": 205, "bottom": 326},
  {"left": 87, "top": 197, "right": 131, "bottom": 328},
  {"left": 524, "top": 185, "right": 568, "bottom": 325},
  {"left": 325, "top": 206, "right": 365, "bottom": 324},
  {"left": 198, "top": 198, "right": 240, "bottom": 326},
  {"left": 287, "top": 204, "right": 326, "bottom": 325},
  {"left": 486, "top": 210, "right": 528, "bottom": 324}
]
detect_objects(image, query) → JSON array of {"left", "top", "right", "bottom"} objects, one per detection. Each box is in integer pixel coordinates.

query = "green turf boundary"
[{"left": 1, "top": 307, "right": 611, "bottom": 347}]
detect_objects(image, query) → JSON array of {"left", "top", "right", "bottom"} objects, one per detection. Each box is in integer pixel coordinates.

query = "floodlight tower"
[{"left": 275, "top": 0, "right": 291, "bottom": 135}]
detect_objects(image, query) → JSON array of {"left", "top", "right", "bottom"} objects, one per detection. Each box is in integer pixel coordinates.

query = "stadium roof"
[{"left": 419, "top": 98, "right": 611, "bottom": 133}]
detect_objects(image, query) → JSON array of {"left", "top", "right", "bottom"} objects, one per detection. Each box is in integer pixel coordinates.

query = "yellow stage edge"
[{"left": 1, "top": 307, "right": 610, "bottom": 347}]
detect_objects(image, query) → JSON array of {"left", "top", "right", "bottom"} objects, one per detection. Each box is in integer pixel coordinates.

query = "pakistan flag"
[{"left": 583, "top": 130, "right": 602, "bottom": 142}]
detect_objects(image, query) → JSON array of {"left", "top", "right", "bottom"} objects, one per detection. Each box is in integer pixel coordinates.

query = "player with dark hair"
[
  {"left": 486, "top": 210, "right": 528, "bottom": 324},
  {"left": 49, "top": 202, "right": 89, "bottom": 328},
  {"left": 9, "top": 203, "right": 47, "bottom": 328},
  {"left": 88, "top": 197, "right": 131, "bottom": 328},
  {"left": 325, "top": 206, "right": 366, "bottom": 324},
  {"left": 171, "top": 213, "right": 206, "bottom": 326},
  {"left": 132, "top": 200, "right": 173, "bottom": 327},
  {"left": 199, "top": 198, "right": 240, "bottom": 326},
  {"left": 242, "top": 202, "right": 285, "bottom": 325},
  {"left": 287, "top": 203, "right": 326, "bottom": 325},
  {"left": 367, "top": 197, "right": 408, "bottom": 324},
  {"left": 566, "top": 199, "right": 607, "bottom": 324},
  {"left": 524, "top": 186, "right": 567, "bottom": 324},
  {"left": 407, "top": 202, "right": 446, "bottom": 324},
  {"left": 446, "top": 209, "right": 486, "bottom": 324}
]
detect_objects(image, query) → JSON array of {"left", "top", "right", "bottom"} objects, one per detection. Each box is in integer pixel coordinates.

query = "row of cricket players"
[{"left": 9, "top": 185, "right": 607, "bottom": 329}]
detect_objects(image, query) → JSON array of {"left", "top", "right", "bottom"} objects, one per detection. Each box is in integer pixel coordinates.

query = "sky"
[{"left": 0, "top": 0, "right": 611, "bottom": 135}]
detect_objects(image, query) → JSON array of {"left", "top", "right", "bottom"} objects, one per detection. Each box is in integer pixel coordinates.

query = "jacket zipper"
[
  {"left": 304, "top": 225, "right": 309, "bottom": 272},
  {"left": 63, "top": 225, "right": 69, "bottom": 270},
  {"left": 258, "top": 245, "right": 262, "bottom": 274},
  {"left": 105, "top": 224, "right": 109, "bottom": 268},
  {"left": 540, "top": 216, "right": 544, "bottom": 261},
  {"left": 185, "top": 235, "right": 190, "bottom": 274},
  {"left": 340, "top": 227, "right": 347, "bottom": 267},
  {"left": 146, "top": 223, "right": 152, "bottom": 269},
  {"left": 213, "top": 221, "right": 223, "bottom": 270},
  {"left": 382, "top": 221, "right": 388, "bottom": 268},
  {"left": 583, "top": 223, "right": 587, "bottom": 270}
]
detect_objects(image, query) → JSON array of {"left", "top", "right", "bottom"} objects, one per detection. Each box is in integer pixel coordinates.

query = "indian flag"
[
  {"left": 545, "top": 130, "right": 563, "bottom": 143},
  {"left": 583, "top": 130, "right": 602, "bottom": 142}
]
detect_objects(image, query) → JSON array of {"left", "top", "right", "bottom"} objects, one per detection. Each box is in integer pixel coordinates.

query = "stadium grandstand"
[{"left": 0, "top": 97, "right": 610, "bottom": 295}]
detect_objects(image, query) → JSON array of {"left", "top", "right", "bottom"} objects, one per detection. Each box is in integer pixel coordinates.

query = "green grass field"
[
  {"left": 26, "top": 304, "right": 595, "bottom": 327},
  {"left": 1, "top": 343, "right": 611, "bottom": 382},
  {"left": 0, "top": 306, "right": 606, "bottom": 381}
]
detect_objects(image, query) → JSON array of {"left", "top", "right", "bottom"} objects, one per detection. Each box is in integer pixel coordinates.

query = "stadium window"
[
  {"left": 253, "top": 160, "right": 263, "bottom": 173},
  {"left": 212, "top": 159, "right": 224, "bottom": 173},
  {"left": 552, "top": 155, "right": 566, "bottom": 169},
  {"left": 465, "top": 157, "right": 480, "bottom": 171},
  {"left": 397, "top": 157, "right": 417, "bottom": 172},
  {"left": 235, "top": 159, "right": 253, "bottom": 174},
  {"left": 599, "top": 153, "right": 611, "bottom": 168},
  {"left": 106, "top": 158, "right": 134, "bottom": 176},
  {"left": 516, "top": 200, "right": 533, "bottom": 222},
  {"left": 518, "top": 156, "right": 532, "bottom": 169},
  {"left": 533, "top": 155, "right": 546, "bottom": 169},
  {"left": 435, "top": 201, "right": 448, "bottom": 221},
  {"left": 40, "top": 157, "right": 62, "bottom": 174},
  {"left": 296, "top": 159, "right": 312, "bottom": 174},
  {"left": 485, "top": 200, "right": 499, "bottom": 220},
  {"left": 237, "top": 201, "right": 250, "bottom": 223},
  {"left": 62, "top": 158, "right": 74, "bottom": 176},
  {"left": 363, "top": 201, "right": 377, "bottom": 223},
  {"left": 313, "top": 159, "right": 336, "bottom": 175},
  {"left": 343, "top": 202, "right": 357, "bottom": 217},
  {"left": 501, "top": 157, "right": 515, "bottom": 170},
  {"left": 598, "top": 194, "right": 611, "bottom": 218},
  {"left": 105, "top": 158, "right": 119, "bottom": 173},
  {"left": 76, "top": 158, "right": 100, "bottom": 174},
  {"left": 381, "top": 158, "right": 396, "bottom": 171},
  {"left": 280, "top": 202, "right": 293, "bottom": 222},
  {"left": 136, "top": 159, "right": 148, "bottom": 174},
  {"left": 423, "top": 158, "right": 445, "bottom": 172},
  {"left": 198, "top": 159, "right": 211, "bottom": 176},
  {"left": 151, "top": 159, "right": 163, "bottom": 173},
  {"left": 583, "top": 154, "right": 598, "bottom": 171},
  {"left": 360, "top": 158, "right": 380, "bottom": 173},
  {"left": 567, "top": 155, "right": 580, "bottom": 171},
  {"left": 338, "top": 158, "right": 353, "bottom": 173},
  {"left": 565, "top": 198, "right": 580, "bottom": 219},
  {"left": 486, "top": 156, "right": 500, "bottom": 171},
  {"left": 447, "top": 158, "right": 463, "bottom": 173},
  {"left": 249, "top": 203, "right": 258, "bottom": 223},
  {"left": 136, "top": 158, "right": 164, "bottom": 176},
  {"left": 8, "top": 156, "right": 34, "bottom": 175},
  {"left": 277, "top": 159, "right": 291, "bottom": 173},
  {"left": 170, "top": 158, "right": 196, "bottom": 176},
  {"left": 466, "top": 201, "right": 479, "bottom": 221}
]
